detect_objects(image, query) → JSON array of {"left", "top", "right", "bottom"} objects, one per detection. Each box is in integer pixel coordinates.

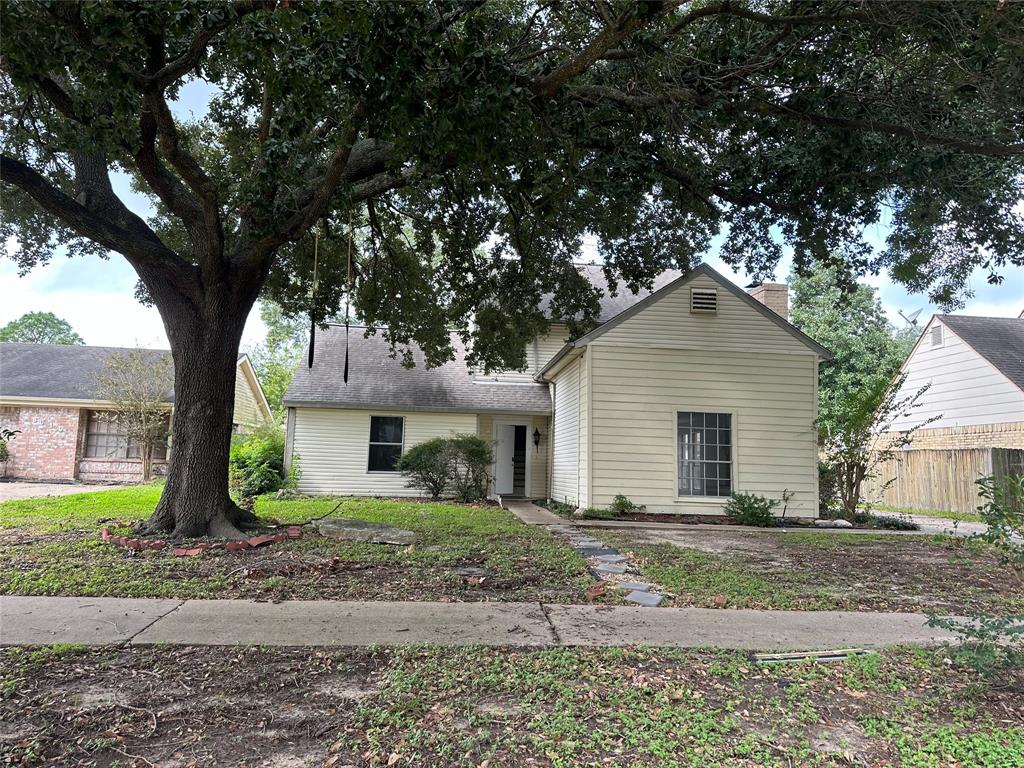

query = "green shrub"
[
  {"left": 609, "top": 494, "right": 645, "bottom": 515},
  {"left": 447, "top": 434, "right": 493, "bottom": 502},
  {"left": 395, "top": 438, "right": 452, "bottom": 499},
  {"left": 0, "top": 428, "right": 19, "bottom": 463},
  {"left": 395, "top": 434, "right": 493, "bottom": 502},
  {"left": 229, "top": 424, "right": 286, "bottom": 499},
  {"left": 723, "top": 492, "right": 778, "bottom": 527}
]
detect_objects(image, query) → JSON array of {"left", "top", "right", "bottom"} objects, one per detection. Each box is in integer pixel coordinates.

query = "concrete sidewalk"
[{"left": 0, "top": 596, "right": 958, "bottom": 650}]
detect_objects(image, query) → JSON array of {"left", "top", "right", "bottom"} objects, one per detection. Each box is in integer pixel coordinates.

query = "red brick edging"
[{"left": 100, "top": 526, "right": 302, "bottom": 556}]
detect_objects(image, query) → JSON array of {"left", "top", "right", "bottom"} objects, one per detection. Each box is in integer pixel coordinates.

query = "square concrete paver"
[
  {"left": 131, "top": 600, "right": 557, "bottom": 647},
  {"left": 0, "top": 596, "right": 183, "bottom": 645}
]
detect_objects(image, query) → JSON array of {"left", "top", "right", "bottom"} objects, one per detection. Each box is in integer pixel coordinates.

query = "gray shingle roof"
[
  {"left": 0, "top": 343, "right": 176, "bottom": 401},
  {"left": 284, "top": 327, "right": 551, "bottom": 413},
  {"left": 540, "top": 264, "right": 683, "bottom": 322},
  {"left": 938, "top": 315, "right": 1024, "bottom": 392}
]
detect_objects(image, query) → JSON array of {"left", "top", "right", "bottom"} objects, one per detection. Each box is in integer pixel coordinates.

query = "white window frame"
[
  {"left": 367, "top": 415, "right": 405, "bottom": 473},
  {"left": 673, "top": 409, "right": 738, "bottom": 502}
]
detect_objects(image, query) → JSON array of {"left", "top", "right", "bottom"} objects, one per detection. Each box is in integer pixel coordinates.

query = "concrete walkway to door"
[{"left": 0, "top": 596, "right": 961, "bottom": 650}]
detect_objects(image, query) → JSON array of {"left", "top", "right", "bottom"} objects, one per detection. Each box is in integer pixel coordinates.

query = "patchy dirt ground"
[
  {"left": 2, "top": 645, "right": 1023, "bottom": 768},
  {"left": 603, "top": 528, "right": 1024, "bottom": 615},
  {"left": 0, "top": 527, "right": 593, "bottom": 603}
]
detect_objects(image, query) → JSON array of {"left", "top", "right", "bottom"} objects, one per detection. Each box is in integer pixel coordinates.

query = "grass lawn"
[
  {"left": 601, "top": 529, "right": 1024, "bottom": 616},
  {"left": 0, "top": 485, "right": 593, "bottom": 602},
  {"left": 2, "top": 643, "right": 1023, "bottom": 767}
]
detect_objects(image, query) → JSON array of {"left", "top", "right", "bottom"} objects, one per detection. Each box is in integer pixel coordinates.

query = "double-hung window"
[
  {"left": 368, "top": 416, "right": 404, "bottom": 472},
  {"left": 677, "top": 411, "right": 732, "bottom": 497},
  {"left": 84, "top": 411, "right": 169, "bottom": 461}
]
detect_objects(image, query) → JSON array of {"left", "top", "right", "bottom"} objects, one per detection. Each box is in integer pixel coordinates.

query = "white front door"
[{"left": 494, "top": 423, "right": 516, "bottom": 495}]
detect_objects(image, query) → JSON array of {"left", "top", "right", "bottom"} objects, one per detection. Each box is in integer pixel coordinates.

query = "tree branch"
[
  {"left": 532, "top": 1, "right": 681, "bottom": 98},
  {"left": 137, "top": 0, "right": 276, "bottom": 92},
  {"left": 0, "top": 155, "right": 195, "bottom": 283}
]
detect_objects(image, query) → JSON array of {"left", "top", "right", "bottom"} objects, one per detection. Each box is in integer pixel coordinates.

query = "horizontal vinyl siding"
[
  {"left": 889, "top": 319, "right": 1024, "bottom": 431},
  {"left": 293, "top": 408, "right": 476, "bottom": 495},
  {"left": 589, "top": 345, "right": 818, "bottom": 517},
  {"left": 592, "top": 274, "right": 814, "bottom": 357},
  {"left": 550, "top": 356, "right": 581, "bottom": 504},
  {"left": 485, "top": 324, "right": 570, "bottom": 383},
  {"left": 232, "top": 368, "right": 260, "bottom": 427}
]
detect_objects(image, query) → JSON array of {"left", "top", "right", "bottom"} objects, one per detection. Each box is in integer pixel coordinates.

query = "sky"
[{"left": 2, "top": 82, "right": 1022, "bottom": 351}]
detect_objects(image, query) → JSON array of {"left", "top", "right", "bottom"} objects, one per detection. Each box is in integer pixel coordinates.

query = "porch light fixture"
[{"left": 533, "top": 427, "right": 542, "bottom": 451}]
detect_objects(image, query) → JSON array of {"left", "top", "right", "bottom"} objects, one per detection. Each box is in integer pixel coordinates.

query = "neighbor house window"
[
  {"left": 677, "top": 412, "right": 732, "bottom": 497},
  {"left": 84, "top": 411, "right": 168, "bottom": 461},
  {"left": 368, "top": 415, "right": 404, "bottom": 472}
]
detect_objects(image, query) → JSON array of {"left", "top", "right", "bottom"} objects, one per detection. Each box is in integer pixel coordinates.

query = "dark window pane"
[
  {"left": 719, "top": 414, "right": 731, "bottom": 429},
  {"left": 719, "top": 446, "right": 731, "bottom": 462},
  {"left": 720, "top": 464, "right": 731, "bottom": 480},
  {"left": 705, "top": 479, "right": 720, "bottom": 496},
  {"left": 720, "top": 479, "right": 732, "bottom": 495},
  {"left": 370, "top": 416, "right": 404, "bottom": 444},
  {"left": 368, "top": 443, "right": 402, "bottom": 472},
  {"left": 678, "top": 412, "right": 691, "bottom": 428}
]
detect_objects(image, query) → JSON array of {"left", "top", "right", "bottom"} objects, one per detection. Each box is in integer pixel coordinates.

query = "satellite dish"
[{"left": 898, "top": 308, "right": 922, "bottom": 326}]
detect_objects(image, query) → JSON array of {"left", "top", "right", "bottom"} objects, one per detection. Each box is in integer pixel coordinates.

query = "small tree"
[
  {"left": 95, "top": 350, "right": 173, "bottom": 483},
  {"left": 821, "top": 374, "right": 939, "bottom": 521}
]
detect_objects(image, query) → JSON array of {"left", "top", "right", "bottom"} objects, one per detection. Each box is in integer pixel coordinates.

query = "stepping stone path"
[{"left": 546, "top": 524, "right": 668, "bottom": 607}]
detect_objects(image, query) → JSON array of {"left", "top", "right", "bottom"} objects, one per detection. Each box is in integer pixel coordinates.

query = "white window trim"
[
  {"left": 672, "top": 408, "right": 739, "bottom": 503},
  {"left": 367, "top": 414, "right": 405, "bottom": 473}
]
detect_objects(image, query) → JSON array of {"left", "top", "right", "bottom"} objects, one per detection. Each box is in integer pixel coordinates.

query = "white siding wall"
[
  {"left": 889, "top": 318, "right": 1024, "bottom": 431},
  {"left": 232, "top": 364, "right": 262, "bottom": 428},
  {"left": 593, "top": 274, "right": 812, "bottom": 356},
  {"left": 483, "top": 323, "right": 570, "bottom": 383},
  {"left": 293, "top": 408, "right": 476, "bottom": 495},
  {"left": 588, "top": 345, "right": 819, "bottom": 517},
  {"left": 549, "top": 353, "right": 589, "bottom": 506}
]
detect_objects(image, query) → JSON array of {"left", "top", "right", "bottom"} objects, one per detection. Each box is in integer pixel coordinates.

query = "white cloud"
[{"left": 0, "top": 258, "right": 267, "bottom": 350}]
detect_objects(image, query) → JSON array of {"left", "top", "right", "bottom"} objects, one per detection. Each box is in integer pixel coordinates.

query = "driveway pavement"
[
  {"left": 0, "top": 481, "right": 130, "bottom": 502},
  {"left": 0, "top": 596, "right": 962, "bottom": 650}
]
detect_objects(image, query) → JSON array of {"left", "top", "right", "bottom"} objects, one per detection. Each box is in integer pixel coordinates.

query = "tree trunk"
[{"left": 142, "top": 296, "right": 260, "bottom": 539}]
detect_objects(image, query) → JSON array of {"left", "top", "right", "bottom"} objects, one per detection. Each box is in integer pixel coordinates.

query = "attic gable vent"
[
  {"left": 930, "top": 325, "right": 943, "bottom": 347},
  {"left": 690, "top": 287, "right": 718, "bottom": 314}
]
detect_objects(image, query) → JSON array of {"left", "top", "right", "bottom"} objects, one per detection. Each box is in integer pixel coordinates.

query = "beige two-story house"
[{"left": 284, "top": 264, "right": 831, "bottom": 517}]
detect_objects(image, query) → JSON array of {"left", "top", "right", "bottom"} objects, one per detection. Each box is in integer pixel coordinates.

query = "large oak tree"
[{"left": 2, "top": 1, "right": 1022, "bottom": 537}]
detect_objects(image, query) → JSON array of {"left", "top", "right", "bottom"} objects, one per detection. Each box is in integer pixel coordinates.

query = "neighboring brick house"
[{"left": 0, "top": 344, "right": 272, "bottom": 483}]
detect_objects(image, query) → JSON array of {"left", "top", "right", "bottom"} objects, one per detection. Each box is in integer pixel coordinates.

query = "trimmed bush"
[
  {"left": 395, "top": 438, "right": 452, "bottom": 500},
  {"left": 723, "top": 492, "right": 778, "bottom": 527},
  {"left": 395, "top": 434, "right": 494, "bottom": 502},
  {"left": 229, "top": 423, "right": 286, "bottom": 499}
]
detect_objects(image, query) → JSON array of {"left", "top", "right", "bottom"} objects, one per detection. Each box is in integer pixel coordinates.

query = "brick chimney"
[{"left": 748, "top": 283, "right": 789, "bottom": 319}]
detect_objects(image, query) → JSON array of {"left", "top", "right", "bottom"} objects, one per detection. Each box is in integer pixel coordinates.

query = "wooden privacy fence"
[{"left": 863, "top": 447, "right": 1024, "bottom": 515}]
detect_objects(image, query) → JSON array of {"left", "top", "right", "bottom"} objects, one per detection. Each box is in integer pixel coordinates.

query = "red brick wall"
[{"left": 0, "top": 405, "right": 81, "bottom": 481}]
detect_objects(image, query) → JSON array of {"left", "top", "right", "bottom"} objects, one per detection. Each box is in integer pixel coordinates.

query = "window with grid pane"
[
  {"left": 84, "top": 411, "right": 168, "bottom": 461},
  {"left": 677, "top": 412, "right": 732, "bottom": 497},
  {"left": 368, "top": 416, "right": 404, "bottom": 472}
]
